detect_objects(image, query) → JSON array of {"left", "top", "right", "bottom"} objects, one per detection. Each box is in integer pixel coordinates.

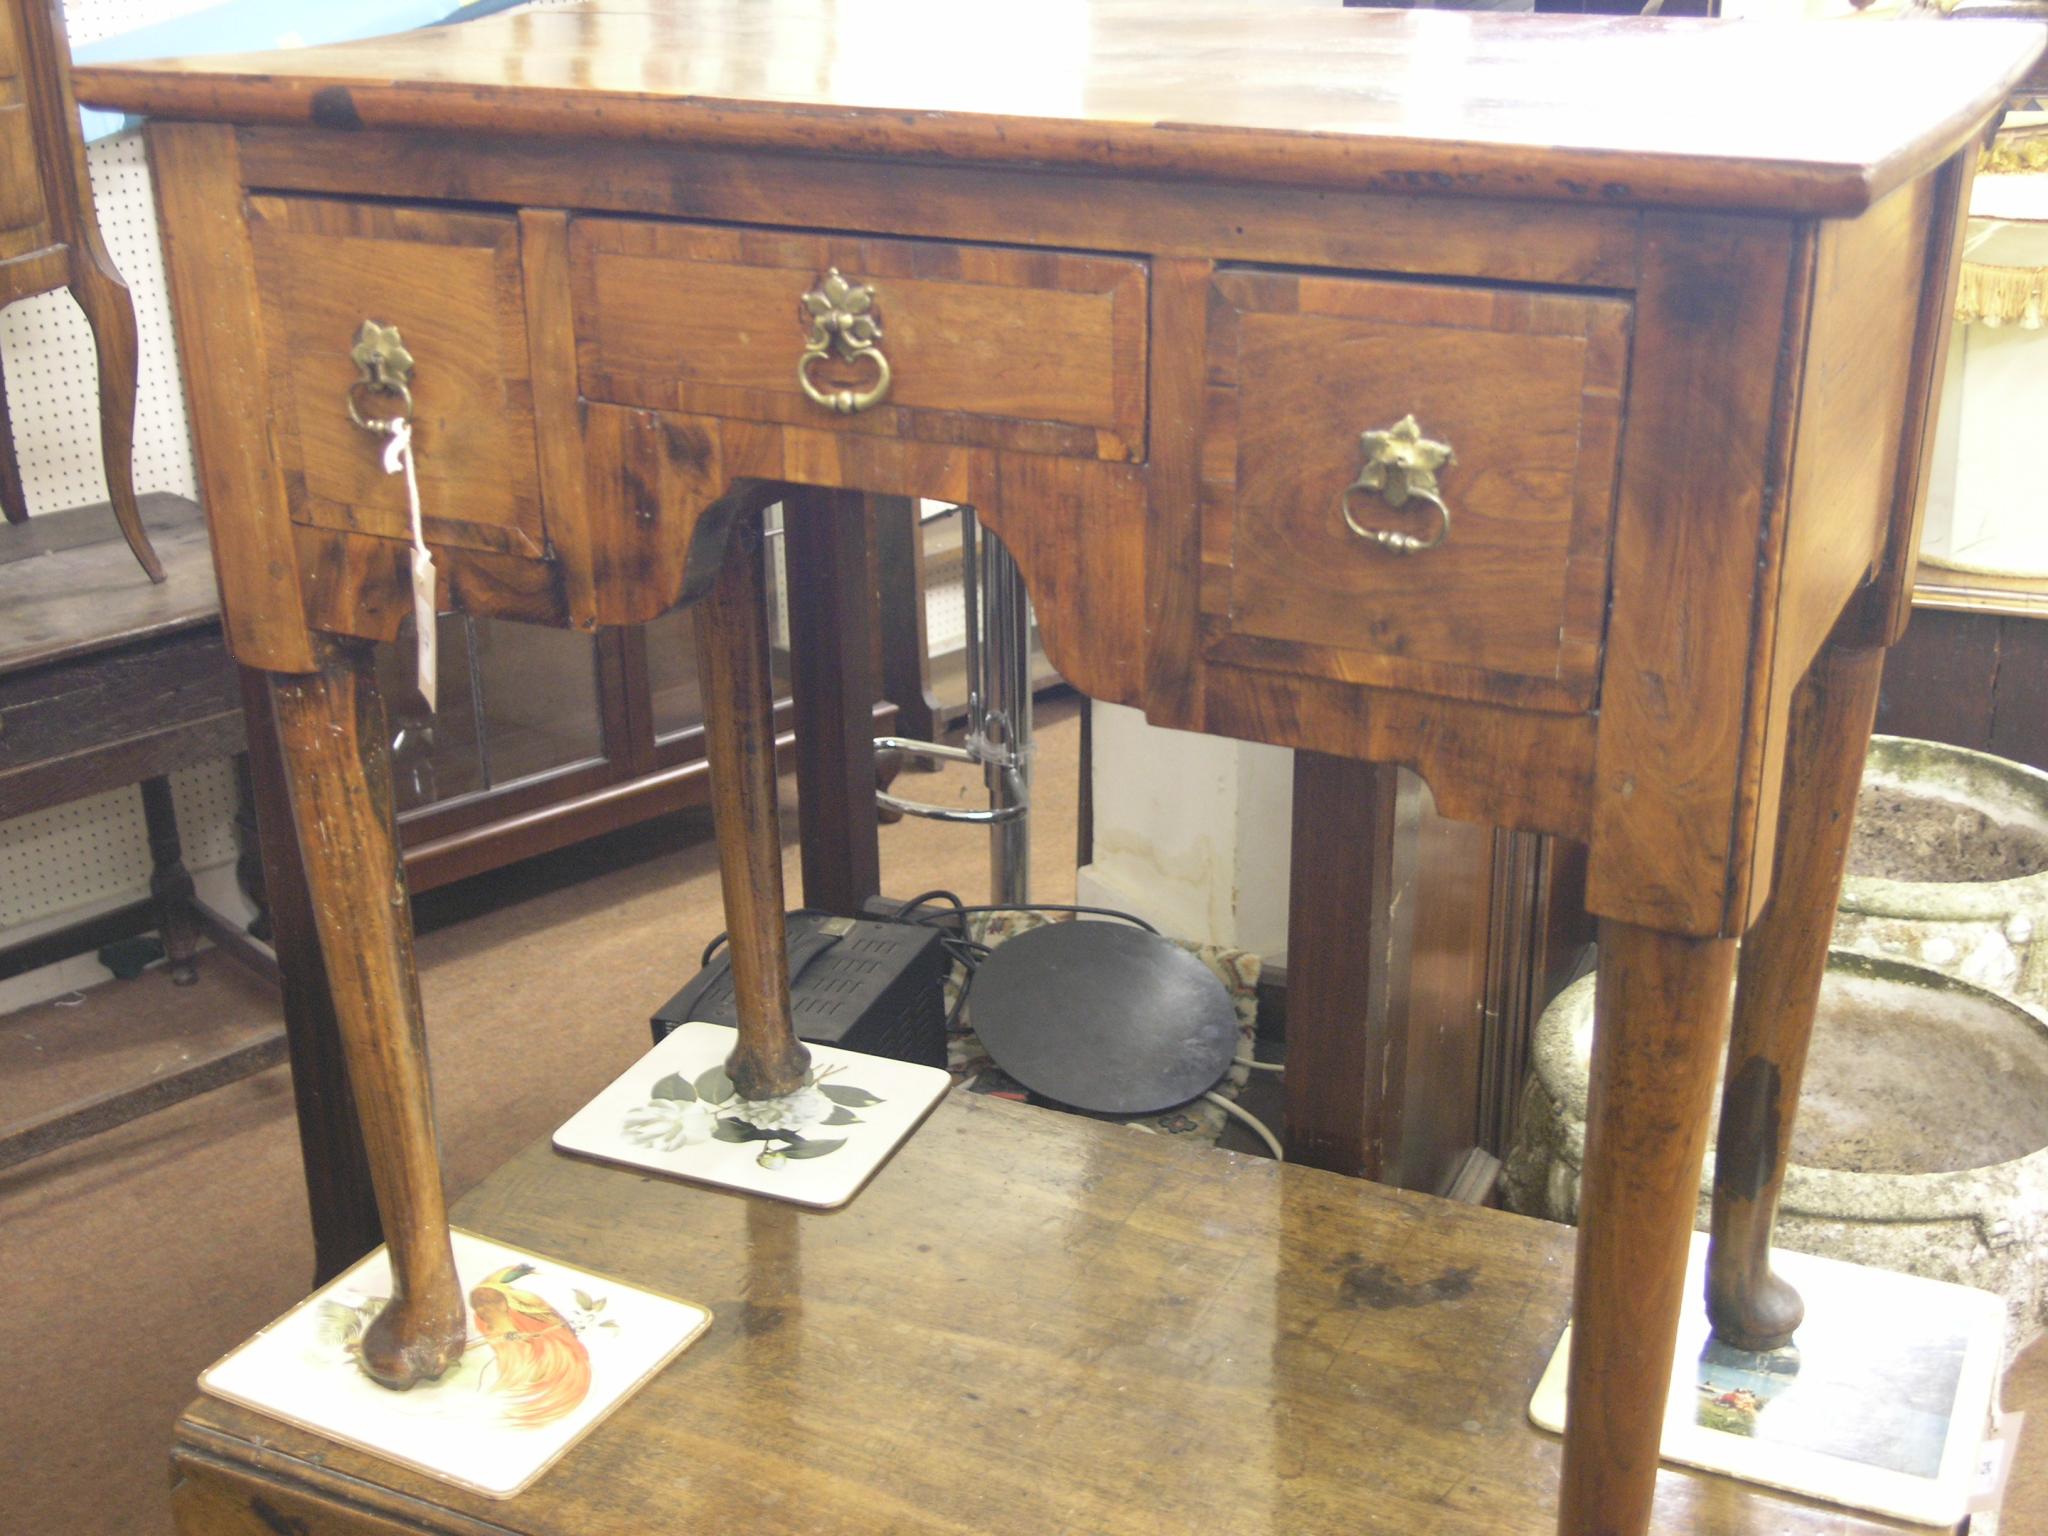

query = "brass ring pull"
[
  {"left": 1339, "top": 414, "right": 1455, "bottom": 554},
  {"left": 1340, "top": 481, "right": 1450, "bottom": 553},
  {"left": 348, "top": 320, "right": 415, "bottom": 436},
  {"left": 797, "top": 268, "right": 891, "bottom": 415},
  {"left": 798, "top": 341, "right": 891, "bottom": 415}
]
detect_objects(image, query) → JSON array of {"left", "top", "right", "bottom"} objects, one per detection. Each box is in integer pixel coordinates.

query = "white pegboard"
[
  {"left": 0, "top": 130, "right": 196, "bottom": 514},
  {"left": 62, "top": 0, "right": 221, "bottom": 49},
  {"left": 0, "top": 0, "right": 225, "bottom": 995},
  {"left": 0, "top": 758, "right": 238, "bottom": 933}
]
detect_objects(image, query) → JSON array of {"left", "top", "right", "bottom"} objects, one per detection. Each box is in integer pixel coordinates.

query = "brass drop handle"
[
  {"left": 1339, "top": 414, "right": 1454, "bottom": 554},
  {"left": 347, "top": 319, "right": 415, "bottom": 436},
  {"left": 797, "top": 268, "right": 891, "bottom": 414}
]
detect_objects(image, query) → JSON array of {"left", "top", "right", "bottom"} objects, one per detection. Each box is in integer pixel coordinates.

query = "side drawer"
[
  {"left": 571, "top": 220, "right": 1148, "bottom": 462},
  {"left": 247, "top": 196, "right": 546, "bottom": 558},
  {"left": 1203, "top": 269, "right": 1630, "bottom": 712}
]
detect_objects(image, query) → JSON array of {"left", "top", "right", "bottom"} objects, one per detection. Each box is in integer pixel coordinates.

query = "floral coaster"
[
  {"left": 553, "top": 1021, "right": 952, "bottom": 1208},
  {"left": 1530, "top": 1230, "right": 2005, "bottom": 1526},
  {"left": 199, "top": 1229, "right": 710, "bottom": 1499}
]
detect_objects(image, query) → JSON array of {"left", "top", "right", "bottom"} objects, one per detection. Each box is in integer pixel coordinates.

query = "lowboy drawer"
[
  {"left": 247, "top": 196, "right": 546, "bottom": 558},
  {"left": 1203, "top": 270, "right": 1630, "bottom": 713},
  {"left": 571, "top": 220, "right": 1148, "bottom": 462}
]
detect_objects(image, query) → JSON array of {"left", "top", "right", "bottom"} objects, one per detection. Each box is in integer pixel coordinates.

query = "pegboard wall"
[
  {"left": 0, "top": 0, "right": 243, "bottom": 996},
  {"left": 0, "top": 132, "right": 195, "bottom": 512},
  {"left": 0, "top": 2, "right": 584, "bottom": 1001},
  {"left": 0, "top": 761, "right": 239, "bottom": 933}
]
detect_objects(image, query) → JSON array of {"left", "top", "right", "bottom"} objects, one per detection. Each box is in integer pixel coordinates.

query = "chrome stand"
[{"left": 875, "top": 505, "right": 1033, "bottom": 904}]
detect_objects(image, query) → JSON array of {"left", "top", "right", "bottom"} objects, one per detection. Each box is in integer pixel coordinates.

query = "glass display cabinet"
[{"left": 376, "top": 518, "right": 804, "bottom": 894}]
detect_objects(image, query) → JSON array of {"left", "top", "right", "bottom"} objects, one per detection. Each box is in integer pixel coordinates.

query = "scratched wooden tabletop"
[
  {"left": 72, "top": 0, "right": 2045, "bottom": 213},
  {"left": 172, "top": 1094, "right": 1943, "bottom": 1535}
]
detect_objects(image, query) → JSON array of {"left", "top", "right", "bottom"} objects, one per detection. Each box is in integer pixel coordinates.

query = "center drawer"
[{"left": 570, "top": 220, "right": 1148, "bottom": 463}]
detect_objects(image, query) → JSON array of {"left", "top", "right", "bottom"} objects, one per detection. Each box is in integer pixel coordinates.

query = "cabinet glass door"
[{"left": 378, "top": 615, "right": 608, "bottom": 814}]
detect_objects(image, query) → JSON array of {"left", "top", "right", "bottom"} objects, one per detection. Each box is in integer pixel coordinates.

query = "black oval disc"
[{"left": 969, "top": 921, "right": 1239, "bottom": 1115}]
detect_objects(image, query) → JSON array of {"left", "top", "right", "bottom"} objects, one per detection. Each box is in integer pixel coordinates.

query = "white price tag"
[{"left": 382, "top": 420, "right": 438, "bottom": 715}]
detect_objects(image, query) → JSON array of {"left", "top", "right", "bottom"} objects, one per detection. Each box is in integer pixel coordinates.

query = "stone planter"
[
  {"left": 1834, "top": 735, "right": 2048, "bottom": 1008},
  {"left": 1501, "top": 950, "right": 2048, "bottom": 1357}
]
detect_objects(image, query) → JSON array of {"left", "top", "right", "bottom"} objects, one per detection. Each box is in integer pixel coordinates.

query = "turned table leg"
[
  {"left": 1559, "top": 920, "right": 1736, "bottom": 1536},
  {"left": 694, "top": 508, "right": 812, "bottom": 1101},
  {"left": 1706, "top": 642, "right": 1886, "bottom": 1351},
  {"left": 267, "top": 642, "right": 465, "bottom": 1387},
  {"left": 140, "top": 774, "right": 201, "bottom": 986}
]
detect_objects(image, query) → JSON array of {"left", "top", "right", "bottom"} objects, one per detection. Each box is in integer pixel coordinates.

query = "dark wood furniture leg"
[
  {"left": 238, "top": 666, "right": 380, "bottom": 1282},
  {"left": 1706, "top": 641, "right": 1886, "bottom": 1351},
  {"left": 1561, "top": 921, "right": 1736, "bottom": 1536},
  {"left": 139, "top": 772, "right": 201, "bottom": 986},
  {"left": 1282, "top": 752, "right": 1411, "bottom": 1178},
  {"left": 266, "top": 645, "right": 463, "bottom": 1378},
  {"left": 695, "top": 508, "right": 811, "bottom": 1100},
  {"left": 231, "top": 750, "right": 273, "bottom": 943},
  {"left": 873, "top": 492, "right": 940, "bottom": 746},
  {"left": 783, "top": 487, "right": 883, "bottom": 918},
  {"left": 0, "top": 349, "right": 27, "bottom": 525}
]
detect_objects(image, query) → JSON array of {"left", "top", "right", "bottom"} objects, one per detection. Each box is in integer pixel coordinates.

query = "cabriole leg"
[
  {"left": 694, "top": 507, "right": 812, "bottom": 1101},
  {"left": 69, "top": 250, "right": 164, "bottom": 583},
  {"left": 267, "top": 642, "right": 464, "bottom": 1388},
  {"left": 1707, "top": 643, "right": 1886, "bottom": 1350},
  {"left": 1558, "top": 921, "right": 1736, "bottom": 1536}
]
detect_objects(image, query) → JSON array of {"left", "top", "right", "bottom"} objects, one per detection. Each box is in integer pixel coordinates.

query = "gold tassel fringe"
[{"left": 1956, "top": 261, "right": 2048, "bottom": 329}]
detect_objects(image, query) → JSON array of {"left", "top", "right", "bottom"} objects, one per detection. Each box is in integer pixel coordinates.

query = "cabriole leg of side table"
[
  {"left": 1559, "top": 921, "right": 1736, "bottom": 1536},
  {"left": 694, "top": 507, "right": 812, "bottom": 1101},
  {"left": 69, "top": 243, "right": 165, "bottom": 583},
  {"left": 1706, "top": 642, "right": 1886, "bottom": 1351},
  {"left": 267, "top": 642, "right": 466, "bottom": 1388}
]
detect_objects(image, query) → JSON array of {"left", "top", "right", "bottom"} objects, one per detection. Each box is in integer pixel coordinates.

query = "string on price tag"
[{"left": 381, "top": 418, "right": 439, "bottom": 715}]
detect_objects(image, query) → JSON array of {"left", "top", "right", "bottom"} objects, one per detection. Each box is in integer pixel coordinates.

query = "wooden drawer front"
[
  {"left": 0, "top": 96, "right": 46, "bottom": 235},
  {"left": 572, "top": 221, "right": 1147, "bottom": 462},
  {"left": 248, "top": 197, "right": 545, "bottom": 558},
  {"left": 1206, "top": 270, "right": 1629, "bottom": 712}
]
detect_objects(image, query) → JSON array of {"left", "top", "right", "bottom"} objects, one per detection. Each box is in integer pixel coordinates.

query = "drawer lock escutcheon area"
[
  {"left": 797, "top": 268, "right": 892, "bottom": 415},
  {"left": 347, "top": 318, "right": 415, "bottom": 436},
  {"left": 1339, "top": 414, "right": 1454, "bottom": 554}
]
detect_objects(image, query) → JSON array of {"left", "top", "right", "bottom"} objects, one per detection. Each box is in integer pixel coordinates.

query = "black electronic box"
[{"left": 651, "top": 910, "right": 950, "bottom": 1069}]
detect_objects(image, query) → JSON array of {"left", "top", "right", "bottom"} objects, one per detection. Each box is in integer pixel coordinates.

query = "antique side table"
[{"left": 76, "top": 6, "right": 2044, "bottom": 1533}]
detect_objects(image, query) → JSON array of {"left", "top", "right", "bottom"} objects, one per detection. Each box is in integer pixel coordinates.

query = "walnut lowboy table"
[{"left": 76, "top": 7, "right": 2045, "bottom": 1533}]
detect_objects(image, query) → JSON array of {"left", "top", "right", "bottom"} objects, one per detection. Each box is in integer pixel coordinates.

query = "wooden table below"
[{"left": 168, "top": 1094, "right": 1941, "bottom": 1536}]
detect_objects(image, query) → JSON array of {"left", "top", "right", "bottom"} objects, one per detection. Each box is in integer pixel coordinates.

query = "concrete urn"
[
  {"left": 1501, "top": 951, "right": 2048, "bottom": 1358},
  {"left": 1834, "top": 736, "right": 2048, "bottom": 1008}
]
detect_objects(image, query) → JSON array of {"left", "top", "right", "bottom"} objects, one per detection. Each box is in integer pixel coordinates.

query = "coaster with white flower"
[
  {"left": 553, "top": 1021, "right": 952, "bottom": 1208},
  {"left": 198, "top": 1229, "right": 711, "bottom": 1499}
]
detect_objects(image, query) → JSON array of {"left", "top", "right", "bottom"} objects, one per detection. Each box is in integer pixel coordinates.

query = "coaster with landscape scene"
[
  {"left": 198, "top": 1228, "right": 710, "bottom": 1499},
  {"left": 554, "top": 1020, "right": 952, "bottom": 1209},
  {"left": 1530, "top": 1229, "right": 2005, "bottom": 1526}
]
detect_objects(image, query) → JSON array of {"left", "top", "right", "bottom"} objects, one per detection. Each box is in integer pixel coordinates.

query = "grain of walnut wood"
[
  {"left": 71, "top": 8, "right": 2042, "bottom": 1533},
  {"left": 1707, "top": 642, "right": 1887, "bottom": 1351},
  {"left": 267, "top": 645, "right": 465, "bottom": 1388},
  {"left": 693, "top": 505, "right": 812, "bottom": 1100}
]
